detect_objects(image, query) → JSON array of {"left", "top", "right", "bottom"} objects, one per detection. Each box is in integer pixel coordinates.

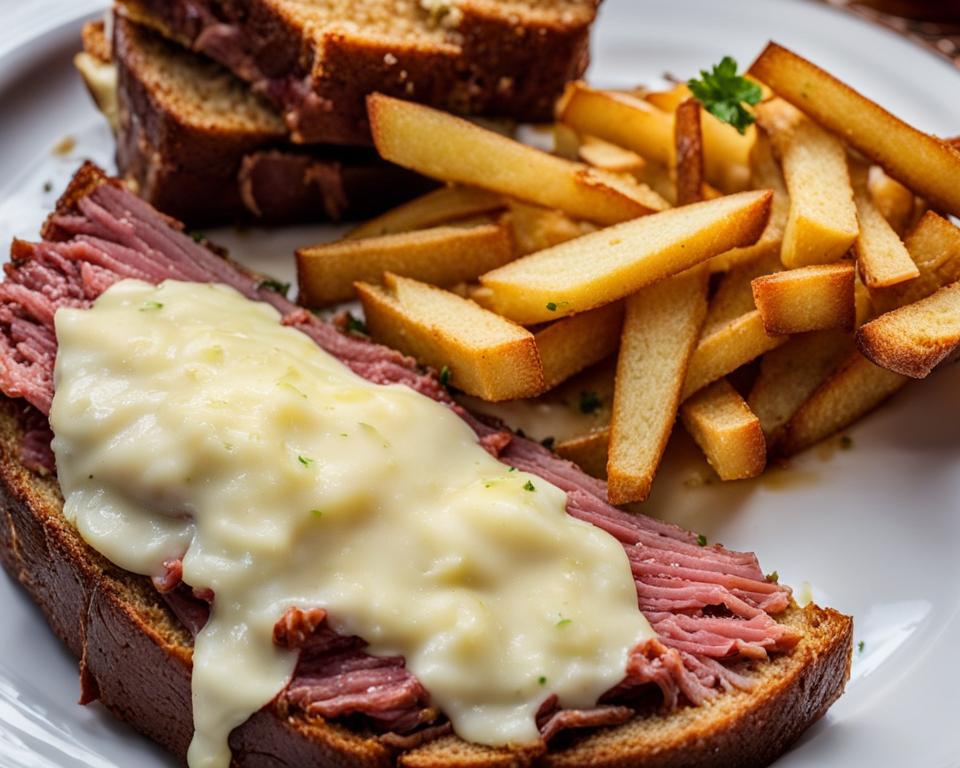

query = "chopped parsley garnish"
[
  {"left": 697, "top": 533, "right": 708, "bottom": 547},
  {"left": 857, "top": 640, "right": 865, "bottom": 654},
  {"left": 439, "top": 365, "right": 452, "bottom": 386},
  {"left": 311, "top": 509, "right": 324, "bottom": 518},
  {"left": 688, "top": 56, "right": 762, "bottom": 135},
  {"left": 139, "top": 301, "right": 164, "bottom": 311},
  {"left": 508, "top": 466, "right": 517, "bottom": 472},
  {"left": 765, "top": 570, "right": 779, "bottom": 583},
  {"left": 538, "top": 676, "right": 547, "bottom": 686},
  {"left": 579, "top": 390, "right": 602, "bottom": 414},
  {"left": 42, "top": 181, "right": 53, "bottom": 193},
  {"left": 546, "top": 302, "right": 558, "bottom": 312},
  {"left": 540, "top": 436, "right": 555, "bottom": 450},
  {"left": 344, "top": 312, "right": 368, "bottom": 336},
  {"left": 840, "top": 435, "right": 853, "bottom": 450},
  {"left": 556, "top": 617, "right": 572, "bottom": 628},
  {"left": 258, "top": 278, "right": 291, "bottom": 298},
  {"left": 297, "top": 455, "right": 314, "bottom": 467},
  {"left": 523, "top": 480, "right": 536, "bottom": 492},
  {"left": 190, "top": 231, "right": 205, "bottom": 243}
]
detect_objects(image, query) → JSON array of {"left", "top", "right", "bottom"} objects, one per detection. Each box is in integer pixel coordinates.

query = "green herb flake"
[
  {"left": 546, "top": 302, "right": 558, "bottom": 312},
  {"left": 42, "top": 181, "right": 53, "bottom": 193},
  {"left": 556, "top": 617, "right": 572, "bottom": 628},
  {"left": 345, "top": 312, "right": 368, "bottom": 336},
  {"left": 310, "top": 509, "right": 324, "bottom": 518},
  {"left": 439, "top": 365, "right": 452, "bottom": 386},
  {"left": 687, "top": 56, "right": 763, "bottom": 135},
  {"left": 579, "top": 390, "right": 602, "bottom": 414},
  {"left": 139, "top": 301, "right": 164, "bottom": 312},
  {"left": 508, "top": 466, "right": 517, "bottom": 472},
  {"left": 523, "top": 480, "right": 536, "bottom": 492},
  {"left": 840, "top": 435, "right": 854, "bottom": 450},
  {"left": 857, "top": 640, "right": 865, "bottom": 654},
  {"left": 765, "top": 570, "right": 779, "bottom": 583},
  {"left": 538, "top": 676, "right": 547, "bottom": 686},
  {"left": 697, "top": 533, "right": 708, "bottom": 547},
  {"left": 258, "top": 278, "right": 291, "bottom": 298},
  {"left": 190, "top": 232, "right": 205, "bottom": 243},
  {"left": 298, "top": 455, "right": 314, "bottom": 467}
]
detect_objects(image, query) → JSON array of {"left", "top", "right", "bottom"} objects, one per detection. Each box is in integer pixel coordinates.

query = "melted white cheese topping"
[{"left": 50, "top": 280, "right": 652, "bottom": 768}]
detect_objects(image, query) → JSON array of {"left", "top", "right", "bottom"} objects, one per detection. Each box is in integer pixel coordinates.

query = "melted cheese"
[{"left": 49, "top": 280, "right": 652, "bottom": 768}]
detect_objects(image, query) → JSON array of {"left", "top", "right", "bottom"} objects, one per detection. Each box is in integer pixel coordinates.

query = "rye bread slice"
[
  {"left": 78, "top": 18, "right": 433, "bottom": 227},
  {"left": 113, "top": 0, "right": 598, "bottom": 145}
]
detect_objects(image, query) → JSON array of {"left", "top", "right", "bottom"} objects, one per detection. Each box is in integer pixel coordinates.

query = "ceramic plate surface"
[{"left": 0, "top": 1, "right": 958, "bottom": 766}]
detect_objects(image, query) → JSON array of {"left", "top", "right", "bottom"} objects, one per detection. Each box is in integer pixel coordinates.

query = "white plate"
[{"left": 0, "top": 1, "right": 958, "bottom": 766}]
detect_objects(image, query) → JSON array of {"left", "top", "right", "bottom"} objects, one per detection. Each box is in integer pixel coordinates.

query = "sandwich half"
[
  {"left": 0, "top": 164, "right": 852, "bottom": 767},
  {"left": 76, "top": 16, "right": 433, "bottom": 227}
]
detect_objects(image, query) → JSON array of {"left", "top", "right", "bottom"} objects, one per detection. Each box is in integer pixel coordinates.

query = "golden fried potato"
[
  {"left": 555, "top": 427, "right": 610, "bottom": 479},
  {"left": 479, "top": 190, "right": 772, "bottom": 325},
  {"left": 750, "top": 42, "right": 960, "bottom": 218},
  {"left": 680, "top": 379, "right": 766, "bottom": 481},
  {"left": 356, "top": 273, "right": 543, "bottom": 401},
  {"left": 704, "top": 249, "right": 782, "bottom": 334},
  {"left": 851, "top": 164, "right": 918, "bottom": 289},
  {"left": 534, "top": 302, "right": 625, "bottom": 391},
  {"left": 751, "top": 261, "right": 855, "bottom": 334},
  {"left": 675, "top": 98, "right": 705, "bottom": 206},
  {"left": 505, "top": 199, "right": 594, "bottom": 256},
  {"left": 867, "top": 166, "right": 915, "bottom": 236},
  {"left": 577, "top": 136, "right": 647, "bottom": 176},
  {"left": 297, "top": 221, "right": 514, "bottom": 306},
  {"left": 367, "top": 93, "right": 664, "bottom": 226}
]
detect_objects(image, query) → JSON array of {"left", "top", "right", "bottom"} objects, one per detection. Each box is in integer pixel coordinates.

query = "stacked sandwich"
[{"left": 75, "top": 0, "right": 601, "bottom": 226}]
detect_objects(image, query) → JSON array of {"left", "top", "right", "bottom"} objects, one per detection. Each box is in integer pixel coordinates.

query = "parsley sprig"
[{"left": 688, "top": 56, "right": 762, "bottom": 135}]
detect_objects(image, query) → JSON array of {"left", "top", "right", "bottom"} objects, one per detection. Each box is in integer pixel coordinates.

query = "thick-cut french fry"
[
  {"left": 479, "top": 190, "right": 772, "bottom": 325},
  {"left": 857, "top": 280, "right": 960, "bottom": 378},
  {"left": 553, "top": 123, "right": 581, "bottom": 160},
  {"left": 344, "top": 185, "right": 505, "bottom": 240},
  {"left": 675, "top": 98, "right": 704, "bottom": 206},
  {"left": 871, "top": 212, "right": 960, "bottom": 313},
  {"left": 755, "top": 99, "right": 858, "bottom": 267},
  {"left": 297, "top": 221, "right": 514, "bottom": 306},
  {"left": 535, "top": 302, "right": 624, "bottom": 391},
  {"left": 680, "top": 379, "right": 766, "bottom": 481},
  {"left": 506, "top": 200, "right": 594, "bottom": 256},
  {"left": 607, "top": 268, "right": 708, "bottom": 504},
  {"left": 559, "top": 83, "right": 675, "bottom": 167},
  {"left": 704, "top": 249, "right": 782, "bottom": 333},
  {"left": 750, "top": 42, "right": 960, "bottom": 217},
  {"left": 751, "top": 262, "right": 855, "bottom": 334},
  {"left": 780, "top": 353, "right": 906, "bottom": 455},
  {"left": 555, "top": 427, "right": 610, "bottom": 479},
  {"left": 367, "top": 94, "right": 664, "bottom": 226},
  {"left": 709, "top": 130, "right": 788, "bottom": 272},
  {"left": 356, "top": 274, "right": 543, "bottom": 401},
  {"left": 748, "top": 330, "right": 854, "bottom": 443},
  {"left": 682, "top": 310, "right": 787, "bottom": 400},
  {"left": 578, "top": 136, "right": 647, "bottom": 175},
  {"left": 851, "top": 164, "right": 918, "bottom": 288},
  {"left": 868, "top": 166, "right": 915, "bottom": 236}
]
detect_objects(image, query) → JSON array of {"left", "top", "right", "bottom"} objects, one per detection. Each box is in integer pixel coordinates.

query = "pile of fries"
[{"left": 295, "top": 43, "right": 960, "bottom": 504}]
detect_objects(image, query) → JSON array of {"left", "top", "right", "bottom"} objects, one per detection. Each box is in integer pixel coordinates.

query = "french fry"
[
  {"left": 780, "top": 352, "right": 907, "bottom": 456},
  {"left": 559, "top": 83, "right": 674, "bottom": 167},
  {"left": 755, "top": 98, "right": 858, "bottom": 267},
  {"left": 506, "top": 200, "right": 593, "bottom": 256},
  {"left": 553, "top": 123, "right": 581, "bottom": 160},
  {"left": 682, "top": 310, "right": 787, "bottom": 400},
  {"left": 577, "top": 136, "right": 647, "bottom": 176},
  {"left": 680, "top": 379, "right": 766, "bottom": 480},
  {"left": 704, "top": 249, "right": 782, "bottom": 333},
  {"left": 344, "top": 185, "right": 505, "bottom": 239},
  {"left": 857, "top": 280, "right": 960, "bottom": 378},
  {"left": 748, "top": 330, "right": 854, "bottom": 443},
  {"left": 607, "top": 268, "right": 709, "bottom": 503},
  {"left": 750, "top": 42, "right": 960, "bottom": 218},
  {"left": 297, "top": 221, "right": 515, "bottom": 306},
  {"left": 871, "top": 212, "right": 960, "bottom": 313},
  {"left": 555, "top": 427, "right": 610, "bottom": 479},
  {"left": 850, "top": 164, "right": 918, "bottom": 288},
  {"left": 708, "top": 129, "right": 788, "bottom": 272},
  {"left": 534, "top": 302, "right": 625, "bottom": 391},
  {"left": 356, "top": 273, "right": 543, "bottom": 401},
  {"left": 751, "top": 261, "right": 855, "bottom": 334},
  {"left": 479, "top": 190, "right": 772, "bottom": 325},
  {"left": 367, "top": 94, "right": 665, "bottom": 226},
  {"left": 867, "top": 166, "right": 915, "bottom": 236},
  {"left": 675, "top": 98, "right": 705, "bottom": 205}
]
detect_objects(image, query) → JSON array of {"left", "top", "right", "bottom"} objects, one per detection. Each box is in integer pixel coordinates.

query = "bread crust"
[{"left": 0, "top": 394, "right": 852, "bottom": 767}]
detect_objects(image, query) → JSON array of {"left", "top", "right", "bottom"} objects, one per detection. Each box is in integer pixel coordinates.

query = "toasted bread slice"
[
  {"left": 80, "top": 17, "right": 430, "bottom": 226},
  {"left": 115, "top": 0, "right": 599, "bottom": 145}
]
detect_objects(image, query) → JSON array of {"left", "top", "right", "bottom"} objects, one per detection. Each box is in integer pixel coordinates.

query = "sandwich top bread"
[
  {"left": 0, "top": 164, "right": 852, "bottom": 767},
  {"left": 76, "top": 16, "right": 433, "bottom": 227},
  {"left": 115, "top": 0, "right": 600, "bottom": 144}
]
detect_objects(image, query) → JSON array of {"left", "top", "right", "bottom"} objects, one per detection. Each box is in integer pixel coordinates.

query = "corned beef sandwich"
[{"left": 0, "top": 164, "right": 852, "bottom": 768}]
